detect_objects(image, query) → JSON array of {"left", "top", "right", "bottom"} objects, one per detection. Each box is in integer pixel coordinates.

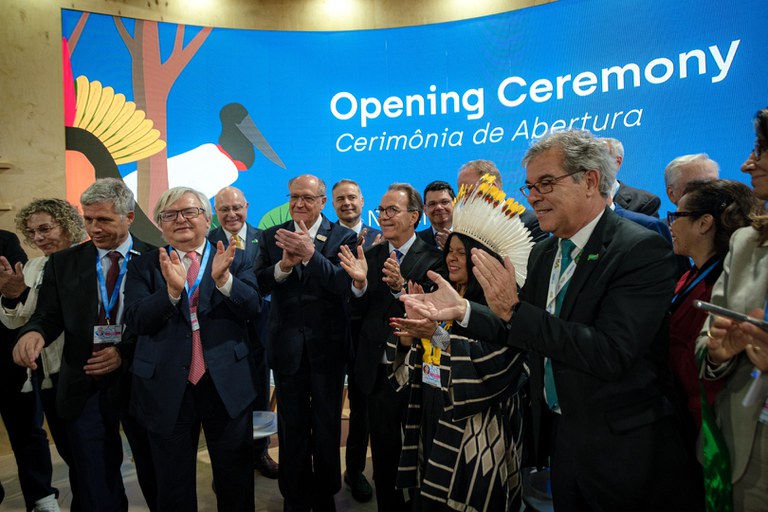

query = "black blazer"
[
  {"left": 466, "top": 209, "right": 677, "bottom": 464},
  {"left": 255, "top": 215, "right": 356, "bottom": 375},
  {"left": 416, "top": 228, "right": 439, "bottom": 250},
  {"left": 614, "top": 181, "right": 661, "bottom": 218},
  {"left": 354, "top": 236, "right": 447, "bottom": 395},
  {"left": 17, "top": 237, "right": 154, "bottom": 420}
]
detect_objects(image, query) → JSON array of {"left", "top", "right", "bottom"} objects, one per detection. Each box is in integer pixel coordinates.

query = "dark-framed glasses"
[
  {"left": 287, "top": 194, "right": 323, "bottom": 204},
  {"left": 426, "top": 199, "right": 453, "bottom": 209},
  {"left": 667, "top": 211, "right": 704, "bottom": 224},
  {"left": 160, "top": 207, "right": 205, "bottom": 222},
  {"left": 520, "top": 169, "right": 586, "bottom": 197},
  {"left": 375, "top": 206, "right": 417, "bottom": 218}
]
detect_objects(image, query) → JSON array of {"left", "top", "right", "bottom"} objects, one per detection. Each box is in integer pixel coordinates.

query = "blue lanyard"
[
  {"left": 167, "top": 241, "right": 212, "bottom": 299},
  {"left": 671, "top": 259, "right": 720, "bottom": 305},
  {"left": 95, "top": 241, "right": 133, "bottom": 324}
]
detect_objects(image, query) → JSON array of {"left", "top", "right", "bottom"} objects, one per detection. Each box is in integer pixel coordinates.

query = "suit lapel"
[
  {"left": 81, "top": 243, "right": 100, "bottom": 323},
  {"left": 559, "top": 210, "right": 613, "bottom": 319},
  {"left": 314, "top": 216, "right": 331, "bottom": 257},
  {"left": 399, "top": 237, "right": 430, "bottom": 279}
]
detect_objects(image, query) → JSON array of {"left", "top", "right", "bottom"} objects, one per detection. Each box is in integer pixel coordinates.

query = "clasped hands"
[
  {"left": 399, "top": 248, "right": 519, "bottom": 323},
  {"left": 160, "top": 240, "right": 236, "bottom": 298},
  {"left": 276, "top": 221, "right": 315, "bottom": 272},
  {"left": 707, "top": 308, "right": 768, "bottom": 372}
]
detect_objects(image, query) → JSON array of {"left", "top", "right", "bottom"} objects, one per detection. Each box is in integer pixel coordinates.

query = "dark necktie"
[
  {"left": 545, "top": 239, "right": 576, "bottom": 411},
  {"left": 394, "top": 249, "right": 404, "bottom": 264},
  {"left": 98, "top": 251, "right": 122, "bottom": 325}
]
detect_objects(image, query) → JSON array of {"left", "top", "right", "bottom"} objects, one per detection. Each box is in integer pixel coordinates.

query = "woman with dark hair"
[
  {"left": 668, "top": 179, "right": 759, "bottom": 430},
  {"left": 697, "top": 107, "right": 768, "bottom": 511},
  {"left": 0, "top": 198, "right": 87, "bottom": 511},
  {"left": 388, "top": 177, "right": 533, "bottom": 511}
]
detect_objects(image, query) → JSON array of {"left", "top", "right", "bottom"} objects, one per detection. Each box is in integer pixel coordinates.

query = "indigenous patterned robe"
[{"left": 386, "top": 325, "right": 529, "bottom": 512}]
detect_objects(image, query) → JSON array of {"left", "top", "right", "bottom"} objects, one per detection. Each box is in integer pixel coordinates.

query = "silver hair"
[
  {"left": 153, "top": 187, "right": 211, "bottom": 223},
  {"left": 601, "top": 138, "right": 625, "bottom": 160},
  {"left": 80, "top": 178, "right": 135, "bottom": 216},
  {"left": 457, "top": 160, "right": 503, "bottom": 188},
  {"left": 289, "top": 174, "right": 327, "bottom": 196},
  {"left": 664, "top": 153, "right": 720, "bottom": 187},
  {"left": 523, "top": 130, "right": 617, "bottom": 197}
]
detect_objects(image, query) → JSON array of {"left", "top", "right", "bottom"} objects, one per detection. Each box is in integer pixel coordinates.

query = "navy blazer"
[
  {"left": 255, "top": 215, "right": 356, "bottom": 375},
  {"left": 208, "top": 224, "right": 262, "bottom": 267},
  {"left": 123, "top": 244, "right": 261, "bottom": 435},
  {"left": 17, "top": 237, "right": 154, "bottom": 420},
  {"left": 614, "top": 203, "right": 672, "bottom": 245},
  {"left": 416, "top": 227, "right": 440, "bottom": 250}
]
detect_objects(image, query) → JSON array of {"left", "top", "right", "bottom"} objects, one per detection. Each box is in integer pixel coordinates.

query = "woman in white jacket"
[{"left": 0, "top": 198, "right": 86, "bottom": 510}]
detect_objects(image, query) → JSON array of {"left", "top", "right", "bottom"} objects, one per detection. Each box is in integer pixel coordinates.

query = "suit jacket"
[
  {"left": 697, "top": 226, "right": 768, "bottom": 482},
  {"left": 17, "top": 237, "right": 154, "bottom": 420},
  {"left": 0, "top": 231, "right": 28, "bottom": 391},
  {"left": 124, "top": 243, "right": 261, "bottom": 435},
  {"left": 614, "top": 203, "right": 672, "bottom": 245},
  {"left": 354, "top": 236, "right": 447, "bottom": 395},
  {"left": 416, "top": 228, "right": 440, "bottom": 250},
  {"left": 614, "top": 181, "right": 661, "bottom": 218},
  {"left": 255, "top": 215, "right": 356, "bottom": 375},
  {"left": 465, "top": 208, "right": 678, "bottom": 465}
]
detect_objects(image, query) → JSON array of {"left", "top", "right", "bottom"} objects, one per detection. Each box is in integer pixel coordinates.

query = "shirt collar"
[
  {"left": 224, "top": 224, "right": 249, "bottom": 243},
  {"left": 342, "top": 219, "right": 363, "bottom": 235},
  {"left": 293, "top": 215, "right": 323, "bottom": 240},
  {"left": 389, "top": 233, "right": 417, "bottom": 256},
  {"left": 566, "top": 209, "right": 605, "bottom": 251},
  {"left": 97, "top": 234, "right": 132, "bottom": 260},
  {"left": 175, "top": 240, "right": 209, "bottom": 261}
]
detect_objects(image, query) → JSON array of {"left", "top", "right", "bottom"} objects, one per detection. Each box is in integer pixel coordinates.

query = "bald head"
[
  {"left": 214, "top": 186, "right": 249, "bottom": 234},
  {"left": 664, "top": 154, "right": 719, "bottom": 205},
  {"left": 457, "top": 160, "right": 503, "bottom": 190}
]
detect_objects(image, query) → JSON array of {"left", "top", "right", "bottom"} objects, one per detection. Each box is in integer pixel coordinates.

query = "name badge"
[
  {"left": 191, "top": 312, "right": 200, "bottom": 332},
  {"left": 93, "top": 324, "right": 122, "bottom": 347},
  {"left": 422, "top": 363, "right": 441, "bottom": 388}
]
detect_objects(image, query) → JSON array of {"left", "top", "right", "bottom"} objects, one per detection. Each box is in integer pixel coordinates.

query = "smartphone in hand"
[{"left": 693, "top": 300, "right": 768, "bottom": 331}]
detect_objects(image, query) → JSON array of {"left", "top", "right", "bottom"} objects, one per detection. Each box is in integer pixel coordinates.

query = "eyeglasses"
[
  {"left": 667, "top": 211, "right": 705, "bottom": 224},
  {"left": 159, "top": 207, "right": 205, "bottom": 222},
  {"left": 216, "top": 204, "right": 245, "bottom": 214},
  {"left": 24, "top": 224, "right": 56, "bottom": 238},
  {"left": 426, "top": 199, "right": 453, "bottom": 209},
  {"left": 287, "top": 194, "right": 323, "bottom": 204},
  {"left": 520, "top": 170, "right": 586, "bottom": 197},
  {"left": 374, "top": 206, "right": 417, "bottom": 218}
]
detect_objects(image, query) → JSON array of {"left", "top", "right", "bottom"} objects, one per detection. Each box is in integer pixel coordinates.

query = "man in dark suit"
[
  {"left": 210, "top": 186, "right": 278, "bottom": 479},
  {"left": 13, "top": 178, "right": 155, "bottom": 512},
  {"left": 124, "top": 186, "right": 260, "bottom": 511},
  {"left": 255, "top": 174, "right": 356, "bottom": 512},
  {"left": 417, "top": 181, "right": 455, "bottom": 250},
  {"left": 0, "top": 230, "right": 60, "bottom": 512},
  {"left": 602, "top": 137, "right": 662, "bottom": 217},
  {"left": 457, "top": 159, "right": 548, "bottom": 243},
  {"left": 404, "top": 131, "right": 699, "bottom": 511},
  {"left": 330, "top": 178, "right": 380, "bottom": 502},
  {"left": 339, "top": 183, "right": 446, "bottom": 511}
]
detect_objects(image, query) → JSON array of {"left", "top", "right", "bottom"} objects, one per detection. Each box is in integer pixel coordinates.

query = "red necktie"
[
  {"left": 186, "top": 251, "right": 205, "bottom": 384},
  {"left": 98, "top": 251, "right": 122, "bottom": 325}
]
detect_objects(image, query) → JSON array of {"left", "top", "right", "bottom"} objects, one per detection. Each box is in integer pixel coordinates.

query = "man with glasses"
[
  {"left": 124, "top": 186, "right": 260, "bottom": 510},
  {"left": 404, "top": 130, "right": 699, "bottom": 511},
  {"left": 339, "top": 183, "right": 446, "bottom": 511},
  {"left": 417, "top": 181, "right": 455, "bottom": 250},
  {"left": 255, "top": 174, "right": 356, "bottom": 511},
  {"left": 14, "top": 178, "right": 156, "bottom": 511},
  {"left": 210, "top": 186, "right": 278, "bottom": 479}
]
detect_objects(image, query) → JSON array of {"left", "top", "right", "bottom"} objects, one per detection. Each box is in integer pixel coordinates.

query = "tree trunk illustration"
[{"left": 114, "top": 18, "right": 212, "bottom": 212}]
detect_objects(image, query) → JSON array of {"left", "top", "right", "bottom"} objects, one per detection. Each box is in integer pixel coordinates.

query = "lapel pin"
[
  {"left": 316, "top": 234, "right": 328, "bottom": 242},
  {"left": 587, "top": 253, "right": 599, "bottom": 261}
]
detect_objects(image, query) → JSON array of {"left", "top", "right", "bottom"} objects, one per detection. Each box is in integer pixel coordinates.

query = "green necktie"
[{"left": 545, "top": 238, "right": 576, "bottom": 411}]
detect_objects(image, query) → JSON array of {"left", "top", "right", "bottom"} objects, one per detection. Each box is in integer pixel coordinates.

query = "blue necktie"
[
  {"left": 545, "top": 238, "right": 576, "bottom": 411},
  {"left": 394, "top": 249, "right": 404, "bottom": 264}
]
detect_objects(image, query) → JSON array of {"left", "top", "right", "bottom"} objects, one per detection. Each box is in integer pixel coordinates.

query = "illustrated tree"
[{"left": 114, "top": 19, "right": 212, "bottom": 212}]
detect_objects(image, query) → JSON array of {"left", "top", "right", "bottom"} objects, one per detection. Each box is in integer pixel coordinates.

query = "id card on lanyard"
[
  {"left": 169, "top": 242, "right": 212, "bottom": 332},
  {"left": 93, "top": 243, "right": 132, "bottom": 347}
]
